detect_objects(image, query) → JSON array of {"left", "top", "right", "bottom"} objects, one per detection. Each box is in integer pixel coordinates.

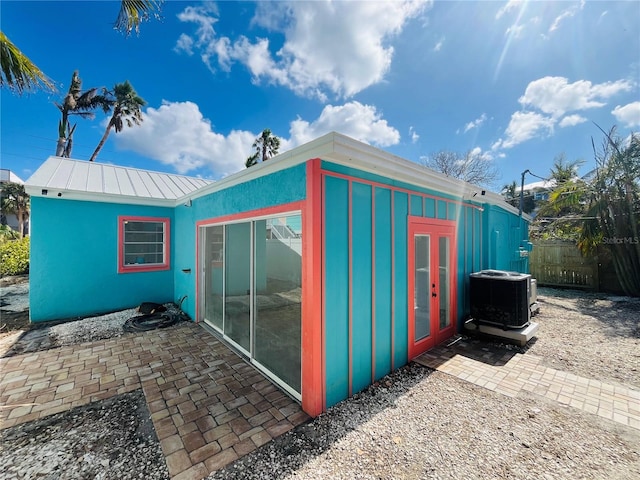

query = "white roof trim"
[
  {"left": 186, "top": 132, "right": 520, "bottom": 216},
  {"left": 24, "top": 134, "right": 523, "bottom": 216}
]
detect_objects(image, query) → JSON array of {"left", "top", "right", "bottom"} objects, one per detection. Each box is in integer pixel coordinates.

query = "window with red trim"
[{"left": 118, "top": 216, "right": 170, "bottom": 273}]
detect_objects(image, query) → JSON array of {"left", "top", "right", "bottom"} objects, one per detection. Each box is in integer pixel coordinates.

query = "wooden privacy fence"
[{"left": 529, "top": 240, "right": 623, "bottom": 293}]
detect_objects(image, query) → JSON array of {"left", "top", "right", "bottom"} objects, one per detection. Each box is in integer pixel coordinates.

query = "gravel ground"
[
  {"left": 0, "top": 390, "right": 169, "bottom": 480},
  {"left": 212, "top": 366, "right": 639, "bottom": 480},
  {"left": 1, "top": 285, "right": 639, "bottom": 479},
  {"left": 527, "top": 287, "right": 640, "bottom": 389},
  {"left": 2, "top": 304, "right": 184, "bottom": 357}
]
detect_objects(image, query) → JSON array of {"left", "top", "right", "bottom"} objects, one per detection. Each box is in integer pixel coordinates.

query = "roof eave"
[{"left": 23, "top": 185, "right": 177, "bottom": 208}]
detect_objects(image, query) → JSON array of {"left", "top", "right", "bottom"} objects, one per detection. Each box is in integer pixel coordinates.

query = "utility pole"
[{"left": 519, "top": 169, "right": 530, "bottom": 217}]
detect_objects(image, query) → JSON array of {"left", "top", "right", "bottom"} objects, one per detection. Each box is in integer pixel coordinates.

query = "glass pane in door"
[
  {"left": 224, "top": 222, "right": 251, "bottom": 351},
  {"left": 203, "top": 225, "right": 224, "bottom": 330},
  {"left": 438, "top": 236, "right": 450, "bottom": 329},
  {"left": 253, "top": 216, "right": 302, "bottom": 393},
  {"left": 414, "top": 235, "right": 430, "bottom": 341}
]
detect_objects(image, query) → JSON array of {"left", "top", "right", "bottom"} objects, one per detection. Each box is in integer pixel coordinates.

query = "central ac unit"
[{"left": 470, "top": 270, "right": 531, "bottom": 329}]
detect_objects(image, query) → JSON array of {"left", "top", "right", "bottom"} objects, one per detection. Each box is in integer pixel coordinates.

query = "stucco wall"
[
  {"left": 173, "top": 163, "right": 307, "bottom": 321},
  {"left": 30, "top": 197, "right": 174, "bottom": 322}
]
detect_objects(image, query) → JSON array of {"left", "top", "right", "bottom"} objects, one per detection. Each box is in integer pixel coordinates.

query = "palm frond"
[
  {"left": 114, "top": 0, "right": 163, "bottom": 36},
  {"left": 0, "top": 31, "right": 55, "bottom": 94}
]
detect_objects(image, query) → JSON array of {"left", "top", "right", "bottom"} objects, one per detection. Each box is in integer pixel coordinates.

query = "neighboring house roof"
[
  {"left": 0, "top": 169, "right": 24, "bottom": 184},
  {"left": 25, "top": 157, "right": 212, "bottom": 207},
  {"left": 520, "top": 179, "right": 555, "bottom": 192}
]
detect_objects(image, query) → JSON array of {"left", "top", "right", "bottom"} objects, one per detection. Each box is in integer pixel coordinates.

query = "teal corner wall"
[
  {"left": 30, "top": 197, "right": 174, "bottom": 322},
  {"left": 482, "top": 204, "right": 531, "bottom": 274},
  {"left": 320, "top": 161, "right": 523, "bottom": 409}
]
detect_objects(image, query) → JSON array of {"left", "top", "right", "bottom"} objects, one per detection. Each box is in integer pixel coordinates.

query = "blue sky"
[{"left": 2, "top": 0, "right": 639, "bottom": 189}]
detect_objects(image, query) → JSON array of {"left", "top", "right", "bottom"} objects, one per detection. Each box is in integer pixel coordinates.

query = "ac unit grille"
[{"left": 470, "top": 270, "right": 531, "bottom": 329}]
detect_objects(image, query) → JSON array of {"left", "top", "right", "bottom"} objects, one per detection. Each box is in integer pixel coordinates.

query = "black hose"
[{"left": 123, "top": 312, "right": 184, "bottom": 333}]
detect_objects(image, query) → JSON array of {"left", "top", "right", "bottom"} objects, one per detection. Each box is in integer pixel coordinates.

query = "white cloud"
[
  {"left": 495, "top": 0, "right": 521, "bottom": 19},
  {"left": 559, "top": 114, "right": 587, "bottom": 128},
  {"left": 115, "top": 100, "right": 400, "bottom": 177},
  {"left": 505, "top": 23, "right": 525, "bottom": 38},
  {"left": 289, "top": 102, "right": 400, "bottom": 147},
  {"left": 463, "top": 113, "right": 487, "bottom": 133},
  {"left": 409, "top": 126, "right": 419, "bottom": 143},
  {"left": 492, "top": 111, "right": 555, "bottom": 150},
  {"left": 433, "top": 37, "right": 444, "bottom": 52},
  {"left": 518, "top": 76, "right": 633, "bottom": 118},
  {"left": 115, "top": 101, "right": 253, "bottom": 177},
  {"left": 469, "top": 146, "right": 494, "bottom": 161},
  {"left": 174, "top": 34, "right": 194, "bottom": 55},
  {"left": 549, "top": 0, "right": 585, "bottom": 33},
  {"left": 492, "top": 75, "right": 633, "bottom": 152},
  {"left": 175, "top": 1, "right": 431, "bottom": 100},
  {"left": 612, "top": 102, "right": 640, "bottom": 128},
  {"left": 175, "top": 4, "right": 218, "bottom": 49}
]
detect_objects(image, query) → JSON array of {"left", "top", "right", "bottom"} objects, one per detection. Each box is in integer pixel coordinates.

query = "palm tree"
[
  {"left": 245, "top": 129, "right": 281, "bottom": 168},
  {"left": 539, "top": 127, "right": 640, "bottom": 296},
  {"left": 245, "top": 152, "right": 259, "bottom": 168},
  {"left": 502, "top": 181, "right": 517, "bottom": 200},
  {"left": 549, "top": 153, "right": 584, "bottom": 185},
  {"left": 90, "top": 81, "right": 146, "bottom": 162},
  {"left": 0, "top": 32, "right": 54, "bottom": 94},
  {"left": 1, "top": 182, "right": 30, "bottom": 238},
  {"left": 55, "top": 71, "right": 113, "bottom": 157},
  {"left": 582, "top": 126, "right": 640, "bottom": 295},
  {"left": 1, "top": 1, "right": 162, "bottom": 94}
]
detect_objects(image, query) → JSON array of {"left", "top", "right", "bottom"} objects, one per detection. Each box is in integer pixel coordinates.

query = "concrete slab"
[{"left": 464, "top": 320, "right": 539, "bottom": 347}]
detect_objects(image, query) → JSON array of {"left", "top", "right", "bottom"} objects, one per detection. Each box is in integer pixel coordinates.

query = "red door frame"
[{"left": 407, "top": 217, "right": 457, "bottom": 359}]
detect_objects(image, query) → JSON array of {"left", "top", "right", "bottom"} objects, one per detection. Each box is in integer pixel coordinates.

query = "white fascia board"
[
  {"left": 180, "top": 131, "right": 521, "bottom": 216},
  {"left": 321, "top": 133, "right": 512, "bottom": 208},
  {"left": 23, "top": 186, "right": 176, "bottom": 207},
  {"left": 182, "top": 132, "right": 342, "bottom": 204}
]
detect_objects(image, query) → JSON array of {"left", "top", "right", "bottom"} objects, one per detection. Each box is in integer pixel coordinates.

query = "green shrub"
[
  {"left": 0, "top": 225, "right": 20, "bottom": 244},
  {"left": 0, "top": 237, "right": 29, "bottom": 276}
]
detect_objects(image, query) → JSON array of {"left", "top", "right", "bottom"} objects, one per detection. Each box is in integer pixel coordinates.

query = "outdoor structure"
[
  {"left": 0, "top": 168, "right": 28, "bottom": 234},
  {"left": 24, "top": 132, "right": 531, "bottom": 417}
]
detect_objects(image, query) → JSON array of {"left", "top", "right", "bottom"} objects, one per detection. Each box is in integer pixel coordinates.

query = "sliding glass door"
[
  {"left": 253, "top": 218, "right": 302, "bottom": 393},
  {"left": 203, "top": 226, "right": 224, "bottom": 330},
  {"left": 200, "top": 214, "right": 302, "bottom": 397},
  {"left": 224, "top": 223, "right": 251, "bottom": 353}
]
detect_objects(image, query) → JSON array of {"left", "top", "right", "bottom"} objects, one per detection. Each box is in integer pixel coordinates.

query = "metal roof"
[{"left": 25, "top": 157, "right": 212, "bottom": 206}]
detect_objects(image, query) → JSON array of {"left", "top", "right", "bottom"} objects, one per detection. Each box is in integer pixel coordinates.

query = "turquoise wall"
[
  {"left": 173, "top": 164, "right": 307, "bottom": 320},
  {"left": 320, "top": 161, "right": 524, "bottom": 409},
  {"left": 324, "top": 176, "right": 424, "bottom": 407},
  {"left": 30, "top": 197, "right": 174, "bottom": 322},
  {"left": 482, "top": 204, "right": 530, "bottom": 273}
]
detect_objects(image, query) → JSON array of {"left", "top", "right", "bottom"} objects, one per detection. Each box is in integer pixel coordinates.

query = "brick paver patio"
[
  {"left": 415, "top": 338, "right": 640, "bottom": 431},
  {"left": 0, "top": 322, "right": 309, "bottom": 480},
  {"left": 3, "top": 325, "right": 638, "bottom": 480}
]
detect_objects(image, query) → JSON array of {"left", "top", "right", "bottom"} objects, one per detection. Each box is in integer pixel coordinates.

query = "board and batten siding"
[{"left": 320, "top": 161, "right": 486, "bottom": 409}]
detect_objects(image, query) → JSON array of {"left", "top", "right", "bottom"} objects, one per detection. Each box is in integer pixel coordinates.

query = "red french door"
[{"left": 408, "top": 217, "right": 457, "bottom": 359}]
